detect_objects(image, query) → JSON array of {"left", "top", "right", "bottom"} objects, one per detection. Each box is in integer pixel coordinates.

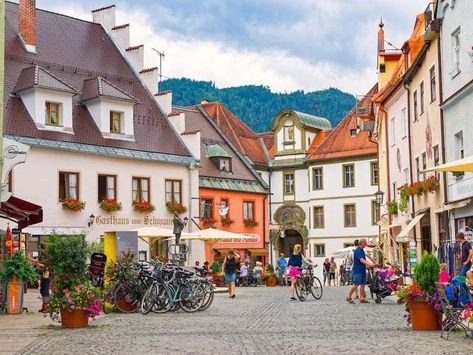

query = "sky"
[{"left": 36, "top": 0, "right": 427, "bottom": 95}]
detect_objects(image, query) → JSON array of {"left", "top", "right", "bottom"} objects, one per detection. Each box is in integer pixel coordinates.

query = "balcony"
[{"left": 424, "top": 2, "right": 441, "bottom": 41}]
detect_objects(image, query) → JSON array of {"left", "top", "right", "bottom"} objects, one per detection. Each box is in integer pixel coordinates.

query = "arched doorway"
[{"left": 279, "top": 229, "right": 303, "bottom": 256}]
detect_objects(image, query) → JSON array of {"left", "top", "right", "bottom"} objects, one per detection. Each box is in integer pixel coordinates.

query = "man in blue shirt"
[
  {"left": 276, "top": 253, "right": 288, "bottom": 286},
  {"left": 346, "top": 239, "right": 376, "bottom": 304}
]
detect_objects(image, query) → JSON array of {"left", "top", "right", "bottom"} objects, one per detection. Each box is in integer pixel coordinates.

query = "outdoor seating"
[{"left": 437, "top": 283, "right": 472, "bottom": 340}]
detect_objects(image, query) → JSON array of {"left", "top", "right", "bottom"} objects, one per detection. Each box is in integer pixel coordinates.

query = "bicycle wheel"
[
  {"left": 141, "top": 283, "right": 159, "bottom": 315},
  {"left": 114, "top": 283, "right": 142, "bottom": 313},
  {"left": 310, "top": 276, "right": 323, "bottom": 300},
  {"left": 152, "top": 286, "right": 172, "bottom": 314},
  {"left": 102, "top": 286, "right": 115, "bottom": 314},
  {"left": 295, "top": 278, "right": 307, "bottom": 301},
  {"left": 199, "top": 282, "right": 214, "bottom": 311},
  {"left": 180, "top": 284, "right": 205, "bottom": 313}
]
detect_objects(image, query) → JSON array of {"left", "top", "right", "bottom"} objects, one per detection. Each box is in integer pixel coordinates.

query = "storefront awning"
[
  {"left": 425, "top": 155, "right": 473, "bottom": 173},
  {"left": 0, "top": 195, "right": 43, "bottom": 229},
  {"left": 396, "top": 213, "right": 425, "bottom": 242}
]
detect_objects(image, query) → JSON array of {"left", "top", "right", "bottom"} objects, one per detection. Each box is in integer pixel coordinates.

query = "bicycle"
[{"left": 294, "top": 266, "right": 323, "bottom": 301}]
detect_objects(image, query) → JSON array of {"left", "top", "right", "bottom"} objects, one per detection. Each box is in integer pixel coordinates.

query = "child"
[
  {"left": 439, "top": 263, "right": 451, "bottom": 284},
  {"left": 253, "top": 261, "right": 264, "bottom": 285}
]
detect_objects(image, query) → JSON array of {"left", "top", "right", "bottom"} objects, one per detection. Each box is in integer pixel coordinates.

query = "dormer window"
[
  {"left": 45, "top": 102, "right": 62, "bottom": 126},
  {"left": 110, "top": 111, "right": 123, "bottom": 133},
  {"left": 205, "top": 144, "right": 233, "bottom": 173},
  {"left": 219, "top": 157, "right": 232, "bottom": 172}
]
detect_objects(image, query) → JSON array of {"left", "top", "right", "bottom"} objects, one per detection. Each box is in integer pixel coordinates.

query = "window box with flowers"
[
  {"left": 221, "top": 218, "right": 234, "bottom": 227},
  {"left": 166, "top": 202, "right": 187, "bottom": 215},
  {"left": 422, "top": 176, "right": 440, "bottom": 193},
  {"left": 100, "top": 199, "right": 122, "bottom": 213},
  {"left": 133, "top": 200, "right": 155, "bottom": 213},
  {"left": 62, "top": 198, "right": 86, "bottom": 212},
  {"left": 202, "top": 217, "right": 217, "bottom": 227},
  {"left": 244, "top": 219, "right": 258, "bottom": 228},
  {"left": 409, "top": 182, "right": 424, "bottom": 196}
]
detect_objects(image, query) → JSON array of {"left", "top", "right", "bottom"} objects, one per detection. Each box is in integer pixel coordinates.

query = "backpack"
[{"left": 445, "top": 276, "right": 473, "bottom": 308}]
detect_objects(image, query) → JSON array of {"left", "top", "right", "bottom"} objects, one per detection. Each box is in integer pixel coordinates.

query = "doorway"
[
  {"left": 421, "top": 225, "right": 432, "bottom": 253},
  {"left": 279, "top": 229, "right": 303, "bottom": 256}
]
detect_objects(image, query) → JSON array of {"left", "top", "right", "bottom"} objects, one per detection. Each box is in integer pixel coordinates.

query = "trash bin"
[{"left": 6, "top": 277, "right": 24, "bottom": 315}]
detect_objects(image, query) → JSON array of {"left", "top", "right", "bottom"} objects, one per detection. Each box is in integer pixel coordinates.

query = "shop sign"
[
  {"left": 449, "top": 176, "right": 473, "bottom": 202},
  {"left": 218, "top": 233, "right": 260, "bottom": 244},
  {"left": 95, "top": 215, "right": 173, "bottom": 226}
]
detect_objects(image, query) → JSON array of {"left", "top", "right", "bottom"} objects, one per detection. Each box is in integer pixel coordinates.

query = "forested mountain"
[{"left": 160, "top": 78, "right": 356, "bottom": 132}]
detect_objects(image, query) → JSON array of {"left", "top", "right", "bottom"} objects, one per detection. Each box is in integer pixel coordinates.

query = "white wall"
[{"left": 85, "top": 97, "right": 135, "bottom": 138}]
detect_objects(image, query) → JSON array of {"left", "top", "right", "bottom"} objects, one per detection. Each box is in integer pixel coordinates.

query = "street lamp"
[
  {"left": 88, "top": 214, "right": 95, "bottom": 227},
  {"left": 375, "top": 190, "right": 385, "bottom": 206}
]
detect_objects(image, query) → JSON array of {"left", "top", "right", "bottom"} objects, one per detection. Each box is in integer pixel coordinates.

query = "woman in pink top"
[{"left": 439, "top": 263, "right": 451, "bottom": 284}]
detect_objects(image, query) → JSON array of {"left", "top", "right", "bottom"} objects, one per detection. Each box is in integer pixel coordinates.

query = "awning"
[
  {"left": 435, "top": 199, "right": 471, "bottom": 213},
  {"left": 425, "top": 155, "right": 473, "bottom": 172},
  {"left": 396, "top": 213, "right": 426, "bottom": 242},
  {"left": 22, "top": 226, "right": 86, "bottom": 235},
  {"left": 0, "top": 196, "right": 43, "bottom": 229}
]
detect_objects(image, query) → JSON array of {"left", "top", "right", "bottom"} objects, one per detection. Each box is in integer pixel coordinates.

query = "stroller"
[{"left": 368, "top": 267, "right": 402, "bottom": 303}]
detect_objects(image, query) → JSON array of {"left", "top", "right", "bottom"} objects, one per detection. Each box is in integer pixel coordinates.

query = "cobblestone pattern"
[{"left": 21, "top": 286, "right": 473, "bottom": 354}]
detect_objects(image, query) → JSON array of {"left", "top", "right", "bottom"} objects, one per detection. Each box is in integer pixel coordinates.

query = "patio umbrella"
[
  {"left": 330, "top": 246, "right": 374, "bottom": 259},
  {"left": 425, "top": 155, "right": 473, "bottom": 172},
  {"left": 129, "top": 226, "right": 191, "bottom": 238},
  {"left": 184, "top": 228, "right": 256, "bottom": 241}
]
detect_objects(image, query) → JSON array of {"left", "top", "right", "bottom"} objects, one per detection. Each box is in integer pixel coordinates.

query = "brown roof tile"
[
  {"left": 80, "top": 76, "right": 138, "bottom": 103},
  {"left": 4, "top": 2, "right": 190, "bottom": 158},
  {"left": 139, "top": 67, "right": 158, "bottom": 74},
  {"left": 126, "top": 45, "right": 143, "bottom": 51},
  {"left": 91, "top": 5, "right": 115, "bottom": 13},
  {"left": 14, "top": 65, "right": 78, "bottom": 94},
  {"left": 112, "top": 24, "right": 129, "bottom": 30},
  {"left": 307, "top": 85, "right": 378, "bottom": 162}
]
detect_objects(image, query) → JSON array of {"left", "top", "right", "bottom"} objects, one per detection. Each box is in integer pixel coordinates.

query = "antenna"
[{"left": 151, "top": 48, "right": 165, "bottom": 90}]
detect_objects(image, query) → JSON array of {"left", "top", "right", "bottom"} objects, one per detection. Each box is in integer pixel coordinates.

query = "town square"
[{"left": 1, "top": 1, "right": 473, "bottom": 354}]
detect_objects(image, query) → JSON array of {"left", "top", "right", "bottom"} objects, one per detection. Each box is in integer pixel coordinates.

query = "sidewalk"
[{"left": 0, "top": 289, "right": 56, "bottom": 355}]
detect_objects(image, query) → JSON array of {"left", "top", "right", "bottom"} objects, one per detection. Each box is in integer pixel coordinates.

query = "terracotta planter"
[
  {"left": 266, "top": 278, "right": 277, "bottom": 287},
  {"left": 6, "top": 276, "right": 24, "bottom": 315},
  {"left": 61, "top": 309, "right": 89, "bottom": 328},
  {"left": 408, "top": 301, "right": 441, "bottom": 331}
]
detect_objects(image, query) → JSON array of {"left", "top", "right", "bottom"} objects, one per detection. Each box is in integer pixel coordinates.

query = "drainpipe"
[
  {"left": 268, "top": 169, "right": 273, "bottom": 265},
  {"left": 263, "top": 194, "right": 267, "bottom": 265}
]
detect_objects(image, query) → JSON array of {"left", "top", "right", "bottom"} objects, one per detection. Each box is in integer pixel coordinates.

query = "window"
[
  {"left": 344, "top": 204, "right": 356, "bottom": 227},
  {"left": 452, "top": 28, "right": 461, "bottom": 75},
  {"left": 371, "top": 200, "right": 380, "bottom": 225},
  {"left": 420, "top": 81, "right": 425, "bottom": 115},
  {"left": 132, "top": 177, "right": 150, "bottom": 202},
  {"left": 6, "top": 171, "right": 12, "bottom": 193},
  {"left": 401, "top": 107, "right": 408, "bottom": 138},
  {"left": 416, "top": 157, "right": 420, "bottom": 181},
  {"left": 312, "top": 167, "right": 323, "bottom": 190},
  {"left": 392, "top": 182, "right": 397, "bottom": 201},
  {"left": 59, "top": 172, "right": 79, "bottom": 201},
  {"left": 110, "top": 111, "right": 123, "bottom": 133},
  {"left": 433, "top": 145, "right": 440, "bottom": 166},
  {"left": 284, "top": 173, "right": 295, "bottom": 194},
  {"left": 403, "top": 168, "right": 409, "bottom": 184},
  {"left": 313, "top": 206, "right": 324, "bottom": 228},
  {"left": 313, "top": 244, "right": 325, "bottom": 257},
  {"left": 343, "top": 164, "right": 355, "bottom": 188},
  {"left": 455, "top": 131, "right": 464, "bottom": 159},
  {"left": 165, "top": 179, "right": 182, "bottom": 204},
  {"left": 220, "top": 199, "right": 229, "bottom": 218},
  {"left": 350, "top": 129, "right": 357, "bottom": 137},
  {"left": 283, "top": 120, "right": 295, "bottom": 147},
  {"left": 390, "top": 117, "right": 396, "bottom": 145},
  {"left": 370, "top": 162, "right": 378, "bottom": 186},
  {"left": 379, "top": 64, "right": 386, "bottom": 73},
  {"left": 243, "top": 201, "right": 254, "bottom": 221},
  {"left": 430, "top": 66, "right": 436, "bottom": 102},
  {"left": 219, "top": 158, "right": 232, "bottom": 172},
  {"left": 201, "top": 199, "right": 213, "bottom": 219},
  {"left": 413, "top": 90, "right": 418, "bottom": 121},
  {"left": 45, "top": 101, "right": 61, "bottom": 126},
  {"left": 422, "top": 152, "right": 427, "bottom": 180},
  {"left": 98, "top": 175, "right": 116, "bottom": 201}
]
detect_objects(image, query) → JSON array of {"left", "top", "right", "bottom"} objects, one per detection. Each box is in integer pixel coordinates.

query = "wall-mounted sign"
[
  {"left": 95, "top": 215, "right": 173, "bottom": 226},
  {"left": 217, "top": 233, "right": 260, "bottom": 244}
]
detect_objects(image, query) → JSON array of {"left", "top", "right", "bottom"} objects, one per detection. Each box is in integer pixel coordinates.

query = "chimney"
[
  {"left": 19, "top": 0, "right": 36, "bottom": 53},
  {"left": 377, "top": 17, "right": 384, "bottom": 53},
  {"left": 200, "top": 98, "right": 210, "bottom": 104}
]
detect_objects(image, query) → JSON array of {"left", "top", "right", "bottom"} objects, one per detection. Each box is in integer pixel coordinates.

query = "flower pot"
[
  {"left": 266, "top": 278, "right": 277, "bottom": 287},
  {"left": 6, "top": 276, "right": 24, "bottom": 315},
  {"left": 61, "top": 309, "right": 89, "bottom": 328},
  {"left": 408, "top": 301, "right": 441, "bottom": 331}
]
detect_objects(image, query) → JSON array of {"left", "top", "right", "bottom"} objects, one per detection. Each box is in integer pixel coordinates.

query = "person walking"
[
  {"left": 288, "top": 244, "right": 314, "bottom": 300},
  {"left": 457, "top": 232, "right": 473, "bottom": 277},
  {"left": 329, "top": 257, "right": 337, "bottom": 286},
  {"left": 28, "top": 254, "right": 50, "bottom": 312},
  {"left": 323, "top": 258, "right": 330, "bottom": 286},
  {"left": 276, "top": 253, "right": 288, "bottom": 286},
  {"left": 222, "top": 249, "right": 240, "bottom": 298},
  {"left": 346, "top": 239, "right": 376, "bottom": 304}
]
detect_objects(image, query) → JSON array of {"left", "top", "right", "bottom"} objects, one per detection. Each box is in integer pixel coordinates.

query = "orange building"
[{"left": 173, "top": 105, "right": 269, "bottom": 264}]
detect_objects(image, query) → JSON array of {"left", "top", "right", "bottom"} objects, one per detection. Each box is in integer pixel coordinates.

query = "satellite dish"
[{"left": 219, "top": 206, "right": 229, "bottom": 217}]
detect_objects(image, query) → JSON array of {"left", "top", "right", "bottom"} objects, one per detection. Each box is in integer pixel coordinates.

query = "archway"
[{"left": 279, "top": 229, "right": 303, "bottom": 256}]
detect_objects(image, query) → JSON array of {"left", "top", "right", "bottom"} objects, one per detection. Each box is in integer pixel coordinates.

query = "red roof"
[
  {"left": 199, "top": 102, "right": 268, "bottom": 166},
  {"left": 307, "top": 85, "right": 378, "bottom": 162}
]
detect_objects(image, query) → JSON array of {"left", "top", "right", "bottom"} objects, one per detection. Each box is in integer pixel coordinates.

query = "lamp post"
[
  {"left": 88, "top": 214, "right": 95, "bottom": 227},
  {"left": 375, "top": 190, "right": 385, "bottom": 206}
]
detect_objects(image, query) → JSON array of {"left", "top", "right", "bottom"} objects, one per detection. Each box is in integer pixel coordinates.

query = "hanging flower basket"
[
  {"left": 62, "top": 198, "right": 86, "bottom": 212},
  {"left": 244, "top": 219, "right": 258, "bottom": 228},
  {"left": 133, "top": 200, "right": 155, "bottom": 213},
  {"left": 202, "top": 218, "right": 217, "bottom": 227},
  {"left": 422, "top": 176, "right": 440, "bottom": 193},
  {"left": 166, "top": 202, "right": 187, "bottom": 215},
  {"left": 100, "top": 199, "right": 122, "bottom": 213},
  {"left": 409, "top": 182, "right": 424, "bottom": 196},
  {"left": 387, "top": 201, "right": 398, "bottom": 215},
  {"left": 221, "top": 218, "right": 234, "bottom": 226}
]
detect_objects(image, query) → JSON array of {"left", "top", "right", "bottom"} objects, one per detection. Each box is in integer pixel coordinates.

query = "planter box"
[
  {"left": 408, "top": 301, "right": 441, "bottom": 331},
  {"left": 61, "top": 309, "right": 89, "bottom": 328}
]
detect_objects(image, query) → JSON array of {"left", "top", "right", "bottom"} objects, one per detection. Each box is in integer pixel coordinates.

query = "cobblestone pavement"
[{"left": 21, "top": 286, "right": 472, "bottom": 355}]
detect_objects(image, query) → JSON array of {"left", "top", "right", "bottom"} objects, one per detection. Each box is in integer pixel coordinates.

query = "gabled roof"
[
  {"left": 14, "top": 65, "right": 78, "bottom": 94},
  {"left": 198, "top": 102, "right": 268, "bottom": 167},
  {"left": 80, "top": 76, "right": 138, "bottom": 103},
  {"left": 307, "top": 85, "right": 378, "bottom": 162},
  {"left": 4, "top": 2, "right": 190, "bottom": 159}
]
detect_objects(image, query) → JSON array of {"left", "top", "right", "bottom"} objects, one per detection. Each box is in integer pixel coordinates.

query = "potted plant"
[
  {"left": 42, "top": 234, "right": 102, "bottom": 328},
  {"left": 422, "top": 176, "right": 440, "bottom": 193},
  {"left": 397, "top": 251, "right": 441, "bottom": 331},
  {"left": 0, "top": 251, "right": 38, "bottom": 314},
  {"left": 221, "top": 218, "right": 234, "bottom": 227},
  {"left": 387, "top": 201, "right": 398, "bottom": 215},
  {"left": 264, "top": 265, "right": 277, "bottom": 287},
  {"left": 133, "top": 200, "right": 155, "bottom": 213},
  {"left": 100, "top": 199, "right": 122, "bottom": 213},
  {"left": 166, "top": 202, "right": 187, "bottom": 215},
  {"left": 62, "top": 198, "right": 86, "bottom": 212},
  {"left": 244, "top": 219, "right": 258, "bottom": 228},
  {"left": 202, "top": 217, "right": 217, "bottom": 227},
  {"left": 409, "top": 182, "right": 424, "bottom": 196},
  {"left": 397, "top": 185, "right": 410, "bottom": 213}
]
